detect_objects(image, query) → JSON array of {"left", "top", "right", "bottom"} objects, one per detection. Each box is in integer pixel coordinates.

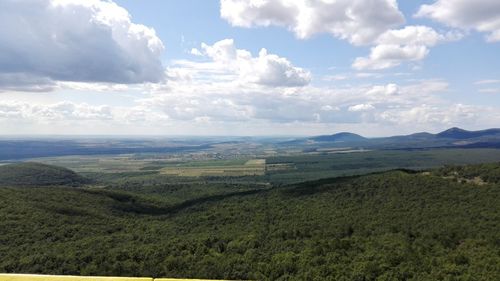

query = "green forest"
[{"left": 0, "top": 162, "right": 499, "bottom": 280}]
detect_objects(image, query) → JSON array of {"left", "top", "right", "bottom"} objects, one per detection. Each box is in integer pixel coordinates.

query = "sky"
[{"left": 0, "top": 0, "right": 500, "bottom": 137}]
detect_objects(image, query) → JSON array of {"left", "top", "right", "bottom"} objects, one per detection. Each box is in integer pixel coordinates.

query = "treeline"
[
  {"left": 435, "top": 162, "right": 500, "bottom": 184},
  {"left": 0, "top": 162, "right": 89, "bottom": 187}
]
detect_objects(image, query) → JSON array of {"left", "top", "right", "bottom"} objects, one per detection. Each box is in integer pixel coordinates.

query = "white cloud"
[
  {"left": 0, "top": 73, "right": 57, "bottom": 92},
  {"left": 2, "top": 77, "right": 498, "bottom": 136},
  {"left": 323, "top": 75, "right": 348, "bottom": 81},
  {"left": 119, "top": 106, "right": 170, "bottom": 123},
  {"left": 146, "top": 54, "right": 458, "bottom": 127},
  {"left": 186, "top": 39, "right": 311, "bottom": 87},
  {"left": 348, "top": 104, "right": 375, "bottom": 112},
  {"left": 219, "top": 1, "right": 464, "bottom": 70},
  {"left": 416, "top": 0, "right": 500, "bottom": 42},
  {"left": 190, "top": 48, "right": 204, "bottom": 56},
  {"left": 57, "top": 82, "right": 130, "bottom": 92},
  {"left": 375, "top": 25, "right": 458, "bottom": 46},
  {"left": 0, "top": 101, "right": 112, "bottom": 121},
  {"left": 475, "top": 79, "right": 500, "bottom": 85},
  {"left": 320, "top": 105, "right": 340, "bottom": 111},
  {"left": 367, "top": 83, "right": 399, "bottom": 95},
  {"left": 475, "top": 79, "right": 500, "bottom": 94},
  {"left": 353, "top": 26, "right": 461, "bottom": 70},
  {"left": 378, "top": 104, "right": 479, "bottom": 126},
  {"left": 478, "top": 88, "right": 500, "bottom": 94},
  {"left": 220, "top": 0, "right": 405, "bottom": 45},
  {"left": 353, "top": 44, "right": 429, "bottom": 70},
  {"left": 0, "top": 0, "right": 165, "bottom": 91}
]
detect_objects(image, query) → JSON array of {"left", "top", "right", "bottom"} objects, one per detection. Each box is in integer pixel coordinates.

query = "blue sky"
[{"left": 0, "top": 0, "right": 499, "bottom": 136}]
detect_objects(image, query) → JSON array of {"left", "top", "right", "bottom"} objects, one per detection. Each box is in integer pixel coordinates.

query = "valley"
[{"left": 1, "top": 128, "right": 500, "bottom": 280}]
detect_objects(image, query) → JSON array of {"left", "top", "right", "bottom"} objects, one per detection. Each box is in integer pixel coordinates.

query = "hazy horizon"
[{"left": 0, "top": 126, "right": 498, "bottom": 140}]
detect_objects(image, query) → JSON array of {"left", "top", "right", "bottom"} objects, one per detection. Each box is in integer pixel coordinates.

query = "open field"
[
  {"left": 26, "top": 154, "right": 245, "bottom": 174},
  {"left": 160, "top": 159, "right": 266, "bottom": 177},
  {"left": 28, "top": 155, "right": 152, "bottom": 173},
  {"left": 18, "top": 148, "right": 500, "bottom": 184}
]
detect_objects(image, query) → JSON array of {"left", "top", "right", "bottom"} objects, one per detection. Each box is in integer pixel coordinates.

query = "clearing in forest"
[{"left": 160, "top": 159, "right": 266, "bottom": 177}]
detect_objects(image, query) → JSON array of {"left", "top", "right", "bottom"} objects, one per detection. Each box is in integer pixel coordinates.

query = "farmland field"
[
  {"left": 160, "top": 159, "right": 266, "bottom": 177},
  {"left": 1, "top": 145, "right": 500, "bottom": 280},
  {"left": 20, "top": 148, "right": 500, "bottom": 184}
]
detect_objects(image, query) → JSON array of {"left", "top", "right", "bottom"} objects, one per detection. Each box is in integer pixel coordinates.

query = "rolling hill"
[
  {"left": 287, "top": 127, "right": 500, "bottom": 149},
  {"left": 0, "top": 164, "right": 499, "bottom": 280},
  {"left": 0, "top": 162, "right": 89, "bottom": 187},
  {"left": 436, "top": 127, "right": 500, "bottom": 139},
  {"left": 310, "top": 132, "right": 366, "bottom": 142}
]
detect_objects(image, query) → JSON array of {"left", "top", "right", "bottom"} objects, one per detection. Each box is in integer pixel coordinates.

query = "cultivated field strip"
[{"left": 160, "top": 159, "right": 266, "bottom": 177}]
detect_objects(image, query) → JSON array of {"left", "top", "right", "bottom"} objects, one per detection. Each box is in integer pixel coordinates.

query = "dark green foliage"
[
  {"left": 0, "top": 162, "right": 89, "bottom": 187},
  {"left": 1, "top": 164, "right": 499, "bottom": 280},
  {"left": 85, "top": 171, "right": 267, "bottom": 205},
  {"left": 435, "top": 162, "right": 500, "bottom": 184},
  {"left": 264, "top": 149, "right": 500, "bottom": 184}
]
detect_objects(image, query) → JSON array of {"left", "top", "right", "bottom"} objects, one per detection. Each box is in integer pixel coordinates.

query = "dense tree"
[{"left": 0, "top": 164, "right": 499, "bottom": 280}]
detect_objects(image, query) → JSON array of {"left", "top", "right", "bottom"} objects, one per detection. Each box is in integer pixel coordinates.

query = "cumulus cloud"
[
  {"left": 348, "top": 104, "right": 375, "bottom": 112},
  {"left": 0, "top": 73, "right": 57, "bottom": 92},
  {"left": 220, "top": 0, "right": 405, "bottom": 45},
  {"left": 353, "top": 25, "right": 461, "bottom": 70},
  {"left": 146, "top": 59, "right": 457, "bottom": 126},
  {"left": 367, "top": 83, "right": 399, "bottom": 95},
  {"left": 0, "top": 0, "right": 165, "bottom": 91},
  {"left": 188, "top": 39, "right": 311, "bottom": 87},
  {"left": 3, "top": 77, "right": 497, "bottom": 135},
  {"left": 0, "top": 101, "right": 112, "bottom": 121},
  {"left": 353, "top": 44, "right": 428, "bottom": 70},
  {"left": 320, "top": 105, "right": 340, "bottom": 111},
  {"left": 120, "top": 106, "right": 170, "bottom": 123},
  {"left": 219, "top": 1, "right": 463, "bottom": 69},
  {"left": 416, "top": 0, "right": 500, "bottom": 42},
  {"left": 378, "top": 104, "right": 479, "bottom": 126}
]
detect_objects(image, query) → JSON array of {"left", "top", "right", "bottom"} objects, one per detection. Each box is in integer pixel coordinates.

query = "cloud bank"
[
  {"left": 0, "top": 0, "right": 165, "bottom": 91},
  {"left": 220, "top": 0, "right": 405, "bottom": 45},
  {"left": 188, "top": 39, "right": 311, "bottom": 87},
  {"left": 416, "top": 0, "right": 500, "bottom": 42},
  {"left": 353, "top": 25, "right": 462, "bottom": 70}
]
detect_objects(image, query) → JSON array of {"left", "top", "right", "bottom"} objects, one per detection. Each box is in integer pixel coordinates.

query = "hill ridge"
[{"left": 0, "top": 162, "right": 89, "bottom": 187}]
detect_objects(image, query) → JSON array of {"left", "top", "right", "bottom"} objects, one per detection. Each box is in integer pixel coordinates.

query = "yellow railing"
[{"left": 0, "top": 274, "right": 228, "bottom": 281}]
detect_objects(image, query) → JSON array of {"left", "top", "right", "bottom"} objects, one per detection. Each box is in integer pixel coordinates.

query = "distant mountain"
[
  {"left": 436, "top": 127, "right": 500, "bottom": 139},
  {"left": 403, "top": 132, "right": 435, "bottom": 139},
  {"left": 287, "top": 127, "right": 500, "bottom": 149},
  {"left": 384, "top": 132, "right": 435, "bottom": 141},
  {"left": 0, "top": 162, "right": 89, "bottom": 187},
  {"left": 310, "top": 132, "right": 366, "bottom": 142}
]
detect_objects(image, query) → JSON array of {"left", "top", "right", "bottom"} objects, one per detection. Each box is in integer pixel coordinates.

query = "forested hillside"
[
  {"left": 0, "top": 164, "right": 499, "bottom": 280},
  {"left": 0, "top": 163, "right": 89, "bottom": 187}
]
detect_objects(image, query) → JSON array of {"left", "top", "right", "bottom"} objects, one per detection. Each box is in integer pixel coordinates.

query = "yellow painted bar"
[{"left": 0, "top": 274, "right": 152, "bottom": 281}]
